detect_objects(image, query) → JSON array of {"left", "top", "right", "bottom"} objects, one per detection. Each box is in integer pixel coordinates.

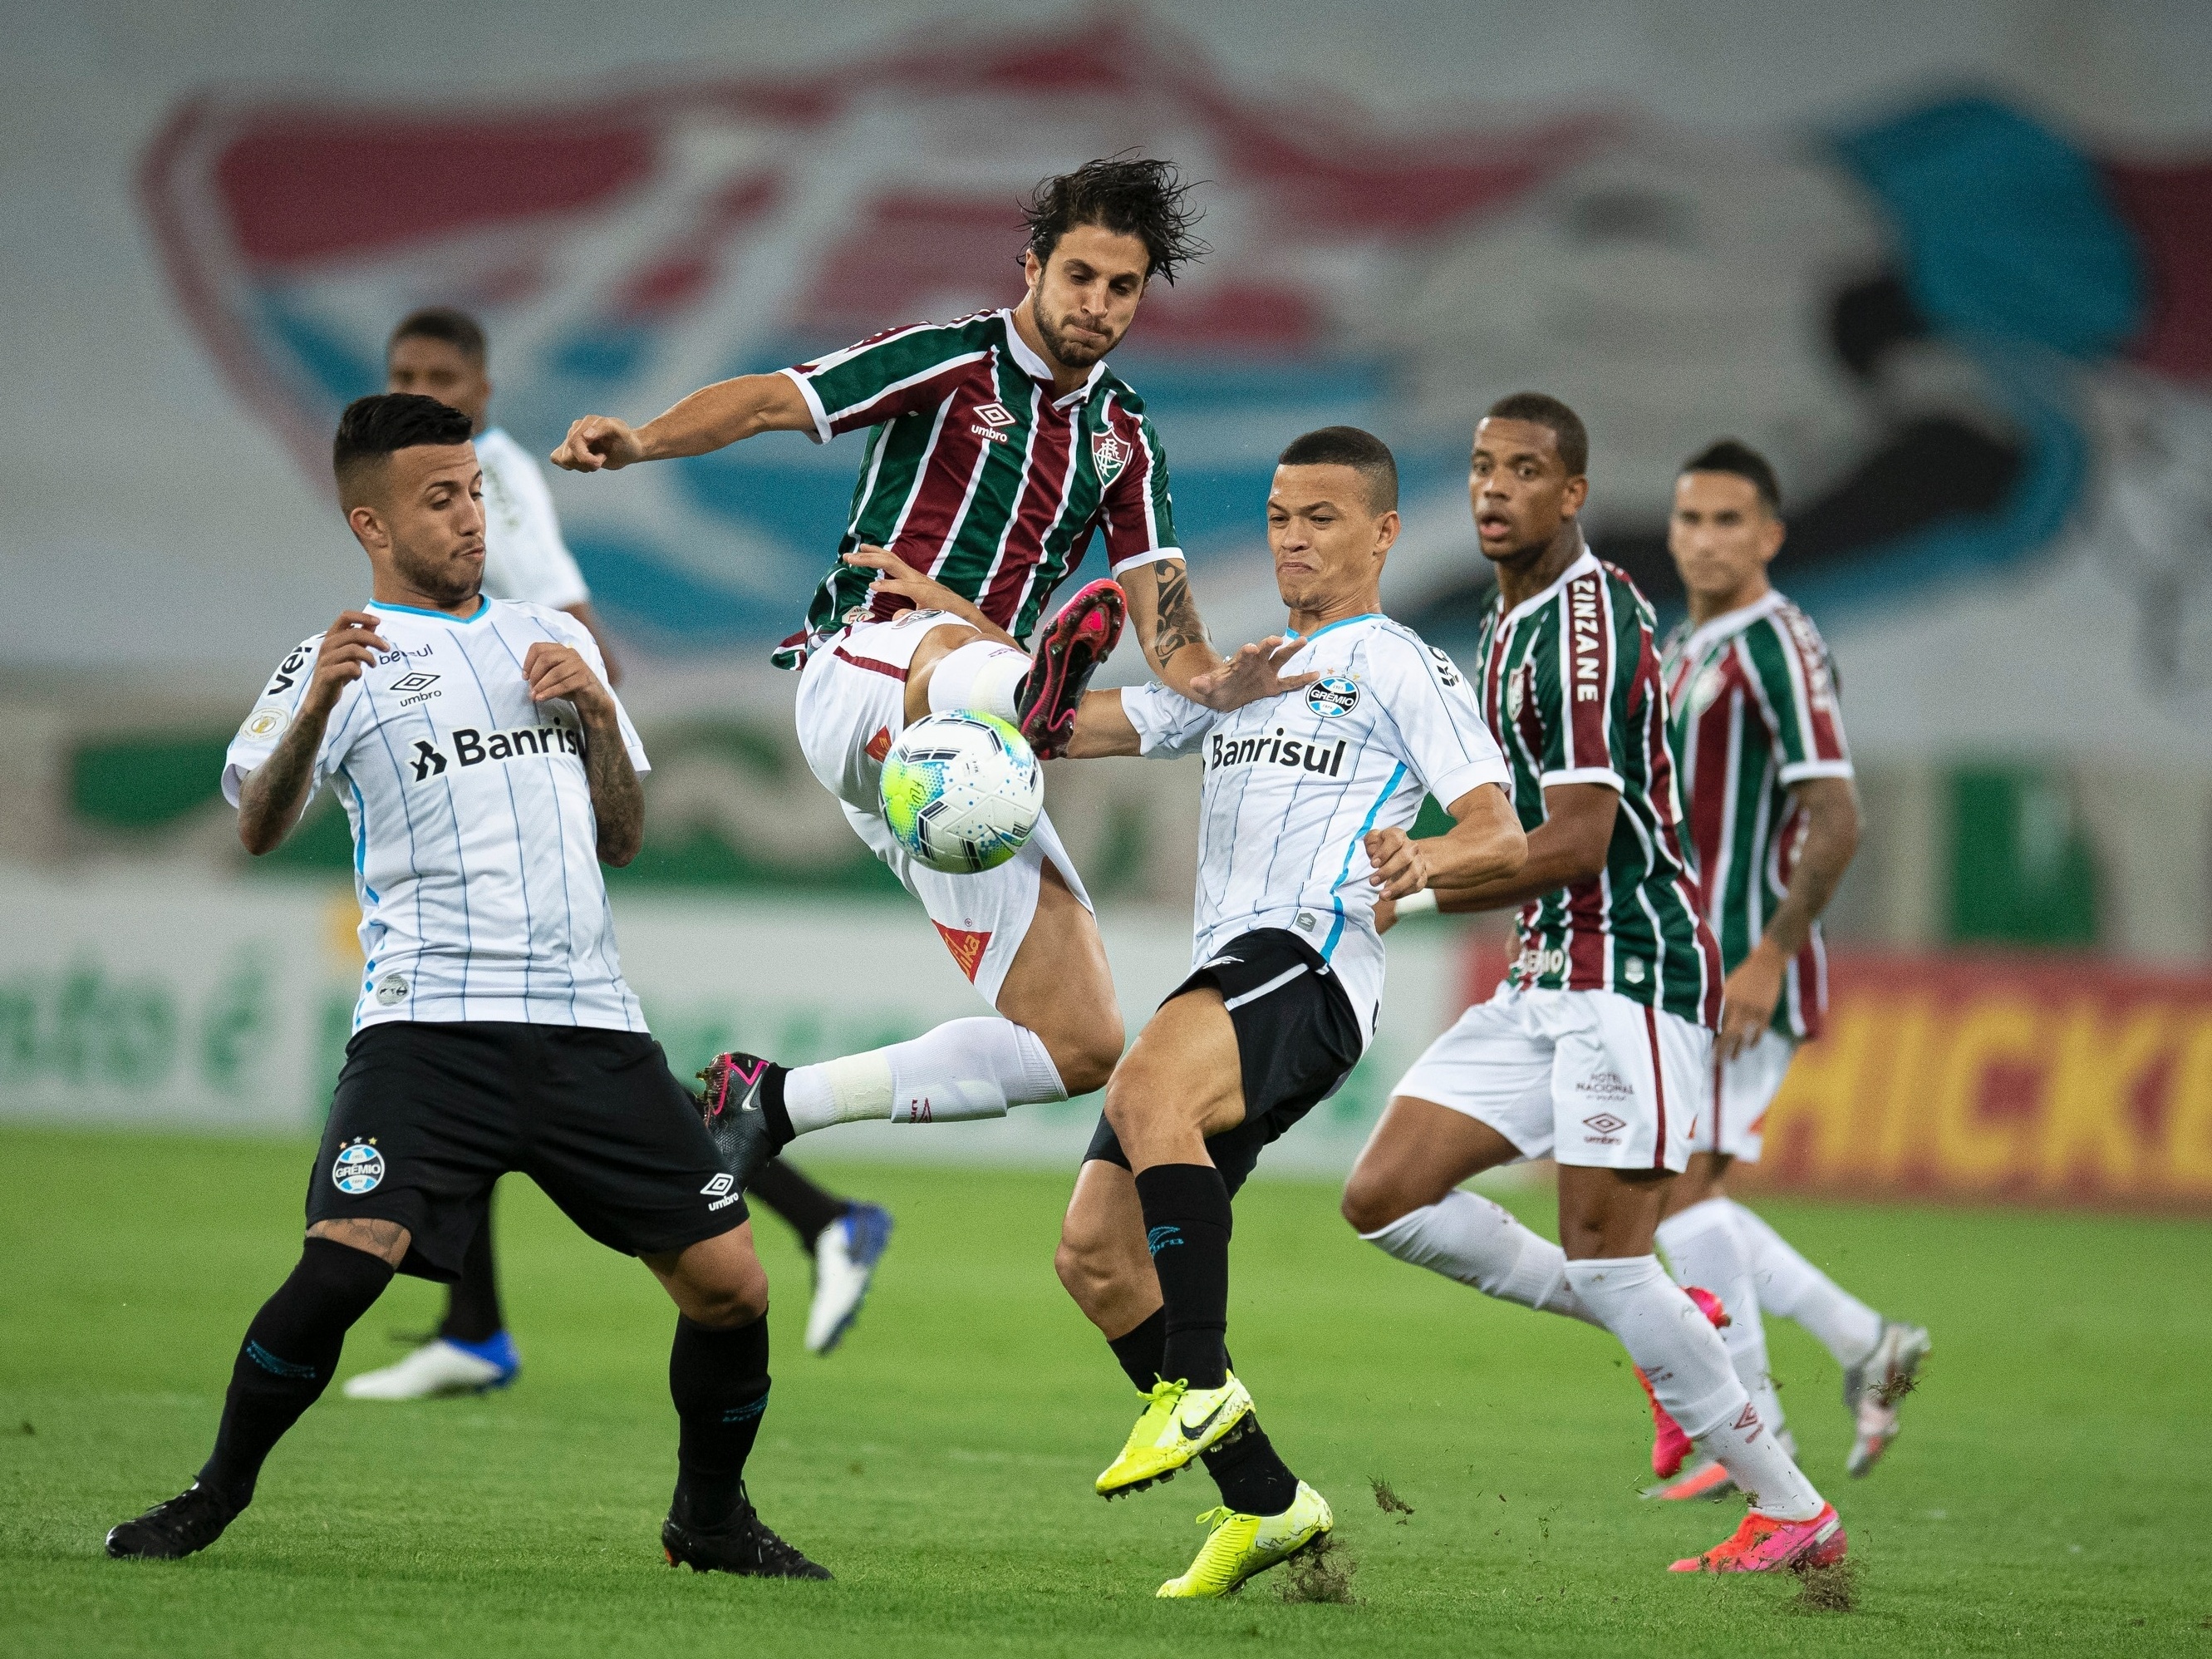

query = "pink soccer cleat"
[
  {"left": 1644, "top": 1456, "right": 1738, "bottom": 1502},
  {"left": 1637, "top": 1287, "right": 1731, "bottom": 1479},
  {"left": 1014, "top": 579, "right": 1125, "bottom": 759},
  {"left": 1669, "top": 1502, "right": 1846, "bottom": 1573}
]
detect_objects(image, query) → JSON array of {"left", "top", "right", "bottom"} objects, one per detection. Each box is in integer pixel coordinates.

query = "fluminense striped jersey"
[
  {"left": 1474, "top": 549, "right": 1721, "bottom": 1026},
  {"left": 773, "top": 308, "right": 1179, "bottom": 667},
  {"left": 1661, "top": 588, "right": 1853, "bottom": 1041}
]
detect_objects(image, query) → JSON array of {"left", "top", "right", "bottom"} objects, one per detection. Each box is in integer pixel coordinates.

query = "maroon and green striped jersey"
[
  {"left": 1662, "top": 589, "right": 1852, "bottom": 1041},
  {"left": 771, "top": 308, "right": 1179, "bottom": 668},
  {"left": 1474, "top": 549, "right": 1722, "bottom": 1026}
]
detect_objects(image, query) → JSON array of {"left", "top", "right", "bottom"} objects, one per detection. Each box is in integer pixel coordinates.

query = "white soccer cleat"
[
  {"left": 1844, "top": 1320, "right": 1930, "bottom": 1476},
  {"left": 342, "top": 1335, "right": 518, "bottom": 1401},
  {"left": 805, "top": 1204, "right": 894, "bottom": 1355}
]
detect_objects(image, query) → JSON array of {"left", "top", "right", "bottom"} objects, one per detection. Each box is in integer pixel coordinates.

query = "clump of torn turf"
[
  {"left": 1794, "top": 1559, "right": 1857, "bottom": 1613},
  {"left": 1278, "top": 1533, "right": 1358, "bottom": 1604},
  {"left": 1875, "top": 1368, "right": 1922, "bottom": 1409},
  {"left": 1369, "top": 1477, "right": 1414, "bottom": 1522}
]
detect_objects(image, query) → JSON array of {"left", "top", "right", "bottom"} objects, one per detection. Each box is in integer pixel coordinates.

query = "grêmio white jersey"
[
  {"left": 476, "top": 427, "right": 592, "bottom": 611},
  {"left": 223, "top": 598, "right": 649, "bottom": 1033},
  {"left": 1120, "top": 613, "right": 1511, "bottom": 1043}
]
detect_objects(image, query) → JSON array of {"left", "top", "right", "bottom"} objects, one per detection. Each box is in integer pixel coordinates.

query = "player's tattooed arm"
[
  {"left": 1148, "top": 560, "right": 1208, "bottom": 669},
  {"left": 1718, "top": 775, "right": 1861, "bottom": 1059},
  {"left": 524, "top": 641, "right": 645, "bottom": 866},
  {"left": 237, "top": 611, "right": 387, "bottom": 856},
  {"left": 1123, "top": 559, "right": 1316, "bottom": 711}
]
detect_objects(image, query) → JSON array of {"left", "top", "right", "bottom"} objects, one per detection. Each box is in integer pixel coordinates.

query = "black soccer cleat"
[
  {"left": 696, "top": 1051, "right": 790, "bottom": 1192},
  {"left": 105, "top": 1482, "right": 240, "bottom": 1560},
  {"left": 662, "top": 1496, "right": 832, "bottom": 1580},
  {"left": 1014, "top": 578, "right": 1126, "bottom": 760}
]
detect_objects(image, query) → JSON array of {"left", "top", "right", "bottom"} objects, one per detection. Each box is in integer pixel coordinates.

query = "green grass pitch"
[{"left": 3, "top": 1128, "right": 2208, "bottom": 1657}]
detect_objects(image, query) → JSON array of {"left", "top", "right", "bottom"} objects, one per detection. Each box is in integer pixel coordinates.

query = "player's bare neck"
[
  {"left": 1287, "top": 583, "right": 1384, "bottom": 638},
  {"left": 371, "top": 575, "right": 484, "bottom": 618},
  {"left": 1492, "top": 524, "right": 1585, "bottom": 610},
  {"left": 1010, "top": 298, "right": 1090, "bottom": 399},
  {"left": 1685, "top": 573, "right": 1771, "bottom": 629}
]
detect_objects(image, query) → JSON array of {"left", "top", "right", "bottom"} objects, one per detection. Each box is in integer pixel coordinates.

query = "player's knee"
[
  {"left": 1054, "top": 1021, "right": 1124, "bottom": 1100},
  {"left": 1053, "top": 1214, "right": 1128, "bottom": 1313},
  {"left": 1339, "top": 1167, "right": 1410, "bottom": 1236},
  {"left": 679, "top": 1256, "right": 770, "bottom": 1328}
]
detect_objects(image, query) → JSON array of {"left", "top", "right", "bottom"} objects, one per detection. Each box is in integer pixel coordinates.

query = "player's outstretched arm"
[
  {"left": 550, "top": 373, "right": 816, "bottom": 473},
  {"left": 1364, "top": 783, "right": 1526, "bottom": 902},
  {"left": 1062, "top": 689, "right": 1145, "bottom": 760},
  {"left": 236, "top": 611, "right": 387, "bottom": 855},
  {"left": 1122, "top": 557, "right": 1268, "bottom": 709},
  {"left": 524, "top": 641, "right": 644, "bottom": 865},
  {"left": 1717, "top": 775, "right": 1861, "bottom": 1058}
]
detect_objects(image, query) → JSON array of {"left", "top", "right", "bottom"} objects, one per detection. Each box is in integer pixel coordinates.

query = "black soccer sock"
[
  {"left": 1105, "top": 1307, "right": 1169, "bottom": 1390},
  {"left": 437, "top": 1194, "right": 505, "bottom": 1345},
  {"left": 668, "top": 1312, "right": 771, "bottom": 1532},
  {"left": 199, "top": 1238, "right": 394, "bottom": 1506},
  {"left": 1133, "top": 1163, "right": 1233, "bottom": 1391},
  {"left": 1101, "top": 1311, "right": 1297, "bottom": 1514},
  {"left": 759, "top": 1066, "right": 797, "bottom": 1149},
  {"left": 745, "top": 1159, "right": 848, "bottom": 1254}
]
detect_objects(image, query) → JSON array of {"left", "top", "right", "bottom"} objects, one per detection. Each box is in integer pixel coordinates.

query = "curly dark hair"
[{"left": 1020, "top": 155, "right": 1209, "bottom": 285}]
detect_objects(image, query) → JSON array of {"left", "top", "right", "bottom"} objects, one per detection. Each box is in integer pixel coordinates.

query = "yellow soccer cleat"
[
  {"left": 1095, "top": 1374, "right": 1255, "bottom": 1499},
  {"left": 1155, "top": 1481, "right": 1334, "bottom": 1598}
]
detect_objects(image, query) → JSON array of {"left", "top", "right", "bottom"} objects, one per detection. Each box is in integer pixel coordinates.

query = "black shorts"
[
  {"left": 1083, "top": 928, "right": 1364, "bottom": 1198},
  {"left": 307, "top": 1022, "right": 745, "bottom": 1282}
]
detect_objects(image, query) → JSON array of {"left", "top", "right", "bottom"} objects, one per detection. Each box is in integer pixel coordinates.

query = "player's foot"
[
  {"left": 805, "top": 1203, "right": 894, "bottom": 1355},
  {"left": 696, "top": 1051, "right": 789, "bottom": 1192},
  {"left": 1014, "top": 578, "right": 1125, "bottom": 760},
  {"left": 1096, "top": 1374, "right": 1254, "bottom": 1499},
  {"left": 1644, "top": 1455, "right": 1738, "bottom": 1502},
  {"left": 1155, "top": 1481, "right": 1334, "bottom": 1599},
  {"left": 1639, "top": 1286, "right": 1729, "bottom": 1479},
  {"left": 1668, "top": 1502, "right": 1846, "bottom": 1573},
  {"left": 342, "top": 1332, "right": 519, "bottom": 1400},
  {"left": 105, "top": 1482, "right": 240, "bottom": 1560},
  {"left": 662, "top": 1492, "right": 831, "bottom": 1580},
  {"left": 1843, "top": 1319, "right": 1930, "bottom": 1477}
]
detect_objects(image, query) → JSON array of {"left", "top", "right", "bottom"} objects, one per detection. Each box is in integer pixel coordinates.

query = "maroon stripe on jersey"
[
  {"left": 890, "top": 367, "right": 996, "bottom": 580},
  {"left": 1094, "top": 396, "right": 1160, "bottom": 566},
  {"left": 1711, "top": 1045, "right": 1725, "bottom": 1154},
  {"left": 1563, "top": 568, "right": 1613, "bottom": 769},
  {"left": 1685, "top": 672, "right": 1743, "bottom": 908},
  {"left": 1778, "top": 603, "right": 1849, "bottom": 763},
  {"left": 1644, "top": 1003, "right": 1669, "bottom": 1171},
  {"left": 979, "top": 391, "right": 1074, "bottom": 624},
  {"left": 829, "top": 358, "right": 981, "bottom": 437},
  {"left": 833, "top": 645, "right": 907, "bottom": 681},
  {"left": 1564, "top": 874, "right": 1608, "bottom": 985}
]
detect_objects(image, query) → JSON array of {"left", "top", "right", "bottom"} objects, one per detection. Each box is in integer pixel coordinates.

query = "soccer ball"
[{"left": 878, "top": 711, "right": 1044, "bottom": 874}]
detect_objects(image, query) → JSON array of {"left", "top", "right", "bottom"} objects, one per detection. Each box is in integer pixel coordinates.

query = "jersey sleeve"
[
  {"left": 1743, "top": 613, "right": 1851, "bottom": 783},
  {"left": 480, "top": 438, "right": 590, "bottom": 610},
  {"left": 1536, "top": 569, "right": 1631, "bottom": 795},
  {"left": 780, "top": 322, "right": 993, "bottom": 445},
  {"left": 1094, "top": 406, "right": 1181, "bottom": 573},
  {"left": 1376, "top": 638, "right": 1513, "bottom": 807},
  {"left": 1118, "top": 683, "right": 1218, "bottom": 759},
  {"left": 221, "top": 633, "right": 332, "bottom": 807},
  {"left": 540, "top": 609, "right": 650, "bottom": 774}
]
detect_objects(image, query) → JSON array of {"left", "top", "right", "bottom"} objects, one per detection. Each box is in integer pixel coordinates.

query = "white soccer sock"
[
  {"left": 1362, "top": 1192, "right": 1604, "bottom": 1327},
  {"left": 1563, "top": 1255, "right": 1822, "bottom": 1521},
  {"left": 783, "top": 1017, "right": 1067, "bottom": 1135},
  {"left": 1727, "top": 1199, "right": 1883, "bottom": 1370},
  {"left": 926, "top": 640, "right": 1030, "bottom": 723},
  {"left": 1658, "top": 1198, "right": 1786, "bottom": 1437}
]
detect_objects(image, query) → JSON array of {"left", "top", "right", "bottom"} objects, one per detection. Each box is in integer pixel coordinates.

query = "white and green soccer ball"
[{"left": 878, "top": 711, "right": 1044, "bottom": 874}]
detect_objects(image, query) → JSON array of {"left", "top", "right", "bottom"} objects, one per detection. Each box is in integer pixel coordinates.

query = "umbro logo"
[
  {"left": 973, "top": 401, "right": 1015, "bottom": 427},
  {"left": 390, "top": 672, "right": 439, "bottom": 692},
  {"left": 1583, "top": 1113, "right": 1627, "bottom": 1135},
  {"left": 701, "top": 1174, "right": 735, "bottom": 1197}
]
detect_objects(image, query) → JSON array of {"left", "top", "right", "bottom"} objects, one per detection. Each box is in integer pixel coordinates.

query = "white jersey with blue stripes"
[
  {"left": 223, "top": 597, "right": 650, "bottom": 1033},
  {"left": 1119, "top": 613, "right": 1510, "bottom": 1043}
]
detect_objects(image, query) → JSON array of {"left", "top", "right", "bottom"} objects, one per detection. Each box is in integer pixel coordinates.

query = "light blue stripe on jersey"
[
  {"left": 1284, "top": 613, "right": 1384, "bottom": 645},
  {"left": 1321, "top": 761, "right": 1406, "bottom": 961},
  {"left": 373, "top": 598, "right": 491, "bottom": 623}
]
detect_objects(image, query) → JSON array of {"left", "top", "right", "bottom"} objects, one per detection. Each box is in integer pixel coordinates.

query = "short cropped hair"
[
  {"left": 388, "top": 306, "right": 487, "bottom": 366},
  {"left": 1681, "top": 437, "right": 1782, "bottom": 515},
  {"left": 1483, "top": 391, "right": 1589, "bottom": 478},
  {"left": 333, "top": 393, "right": 475, "bottom": 505},
  {"left": 1276, "top": 426, "right": 1398, "bottom": 514},
  {"left": 1020, "top": 156, "right": 1208, "bottom": 285}
]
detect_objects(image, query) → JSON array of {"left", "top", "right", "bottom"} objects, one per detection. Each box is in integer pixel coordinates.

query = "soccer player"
[
  {"left": 351, "top": 308, "right": 894, "bottom": 1400},
  {"left": 1338, "top": 395, "right": 1848, "bottom": 1574},
  {"left": 551, "top": 159, "right": 1305, "bottom": 1184},
  {"left": 105, "top": 395, "right": 824, "bottom": 1578},
  {"left": 1053, "top": 427, "right": 1526, "bottom": 1597},
  {"left": 1643, "top": 439, "right": 1928, "bottom": 1499}
]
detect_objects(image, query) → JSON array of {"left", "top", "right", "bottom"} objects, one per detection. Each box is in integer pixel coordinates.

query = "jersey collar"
[
  {"left": 1284, "top": 613, "right": 1385, "bottom": 645},
  {"left": 1677, "top": 587, "right": 1787, "bottom": 662},
  {"left": 370, "top": 597, "right": 491, "bottom": 624},
  {"left": 1497, "top": 545, "right": 1600, "bottom": 627},
  {"left": 999, "top": 309, "right": 1108, "bottom": 408}
]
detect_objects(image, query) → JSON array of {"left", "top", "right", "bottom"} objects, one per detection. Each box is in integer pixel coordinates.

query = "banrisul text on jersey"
[
  {"left": 774, "top": 309, "right": 1180, "bottom": 667},
  {"left": 1474, "top": 550, "right": 1721, "bottom": 1026},
  {"left": 1662, "top": 588, "right": 1853, "bottom": 1041}
]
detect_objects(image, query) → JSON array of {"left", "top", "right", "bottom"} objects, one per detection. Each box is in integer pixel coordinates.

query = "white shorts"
[
  {"left": 1392, "top": 986, "right": 1713, "bottom": 1173},
  {"left": 1698, "top": 1028, "right": 1796, "bottom": 1163},
  {"left": 794, "top": 613, "right": 1091, "bottom": 1006}
]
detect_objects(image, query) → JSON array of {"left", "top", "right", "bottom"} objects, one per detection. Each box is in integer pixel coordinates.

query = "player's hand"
[
  {"left": 551, "top": 416, "right": 646, "bottom": 473},
  {"left": 523, "top": 641, "right": 613, "bottom": 718},
  {"left": 1363, "top": 825, "right": 1433, "bottom": 900},
  {"left": 1185, "top": 636, "right": 1320, "bottom": 712},
  {"left": 1718, "top": 940, "right": 1787, "bottom": 1061},
  {"left": 843, "top": 546, "right": 989, "bottom": 625},
  {"left": 303, "top": 611, "right": 391, "bottom": 717},
  {"left": 1372, "top": 893, "right": 1399, "bottom": 935}
]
